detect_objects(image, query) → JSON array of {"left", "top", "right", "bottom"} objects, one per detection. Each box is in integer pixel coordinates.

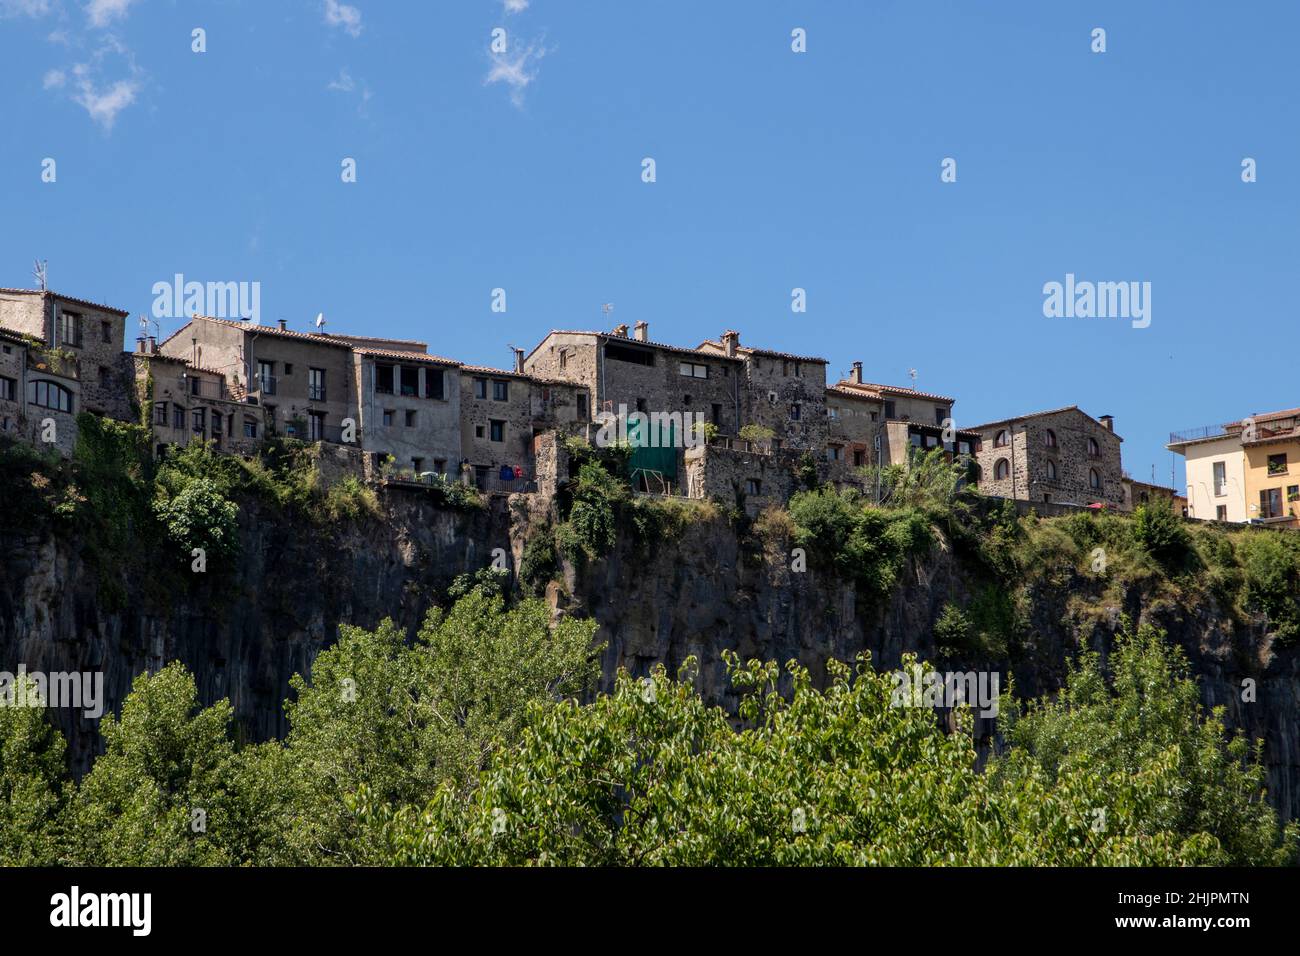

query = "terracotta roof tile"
[{"left": 0, "top": 288, "right": 129, "bottom": 316}]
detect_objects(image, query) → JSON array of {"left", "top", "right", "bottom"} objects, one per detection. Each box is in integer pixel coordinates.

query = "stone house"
[
  {"left": 1121, "top": 476, "right": 1186, "bottom": 516},
  {"left": 157, "top": 316, "right": 367, "bottom": 445},
  {"left": 135, "top": 339, "right": 257, "bottom": 459},
  {"left": 970, "top": 406, "right": 1124, "bottom": 508},
  {"left": 696, "top": 329, "right": 828, "bottom": 451},
  {"left": 350, "top": 345, "right": 460, "bottom": 479},
  {"left": 0, "top": 289, "right": 136, "bottom": 455},
  {"left": 826, "top": 364, "right": 979, "bottom": 477},
  {"left": 459, "top": 357, "right": 577, "bottom": 492},
  {"left": 523, "top": 322, "right": 744, "bottom": 491}
]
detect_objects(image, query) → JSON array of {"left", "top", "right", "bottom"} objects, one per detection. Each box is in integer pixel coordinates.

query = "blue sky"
[{"left": 1, "top": 1, "right": 1297, "bottom": 488}]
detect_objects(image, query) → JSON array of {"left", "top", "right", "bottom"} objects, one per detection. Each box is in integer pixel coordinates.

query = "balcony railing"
[
  {"left": 1169, "top": 424, "right": 1229, "bottom": 444},
  {"left": 309, "top": 387, "right": 326, "bottom": 402},
  {"left": 258, "top": 375, "right": 277, "bottom": 396}
]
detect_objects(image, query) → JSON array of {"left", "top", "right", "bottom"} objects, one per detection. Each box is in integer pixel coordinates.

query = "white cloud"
[
  {"left": 323, "top": 0, "right": 362, "bottom": 38},
  {"left": 73, "top": 75, "right": 139, "bottom": 129},
  {"left": 85, "top": 0, "right": 139, "bottom": 28},
  {"left": 327, "top": 68, "right": 355, "bottom": 93},
  {"left": 42, "top": 68, "right": 65, "bottom": 89},
  {"left": 503, "top": 0, "right": 529, "bottom": 12},
  {"left": 0, "top": 0, "right": 54, "bottom": 18},
  {"left": 485, "top": 39, "right": 548, "bottom": 108}
]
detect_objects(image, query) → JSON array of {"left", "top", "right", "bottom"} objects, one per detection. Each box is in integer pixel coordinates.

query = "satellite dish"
[{"left": 315, "top": 312, "right": 326, "bottom": 330}]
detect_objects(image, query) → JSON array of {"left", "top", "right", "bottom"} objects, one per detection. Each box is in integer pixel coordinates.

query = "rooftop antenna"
[
  {"left": 602, "top": 302, "right": 614, "bottom": 323},
  {"left": 314, "top": 312, "right": 326, "bottom": 331},
  {"left": 908, "top": 368, "right": 918, "bottom": 390},
  {"left": 32, "top": 259, "right": 48, "bottom": 291}
]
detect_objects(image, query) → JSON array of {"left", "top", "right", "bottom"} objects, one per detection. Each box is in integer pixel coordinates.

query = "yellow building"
[{"left": 1168, "top": 406, "right": 1300, "bottom": 526}]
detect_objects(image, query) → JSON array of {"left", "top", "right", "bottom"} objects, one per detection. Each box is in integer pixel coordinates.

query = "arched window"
[
  {"left": 1089, "top": 468, "right": 1101, "bottom": 490},
  {"left": 1046, "top": 459, "right": 1057, "bottom": 480},
  {"left": 1088, "top": 436, "right": 1100, "bottom": 457},
  {"left": 27, "top": 379, "right": 72, "bottom": 413},
  {"left": 995, "top": 458, "right": 1010, "bottom": 480},
  {"left": 994, "top": 429, "right": 1009, "bottom": 448},
  {"left": 1044, "top": 429, "right": 1057, "bottom": 448}
]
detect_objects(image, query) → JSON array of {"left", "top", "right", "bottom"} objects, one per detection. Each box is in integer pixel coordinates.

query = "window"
[
  {"left": 257, "top": 360, "right": 275, "bottom": 395},
  {"left": 711, "top": 403, "right": 722, "bottom": 426},
  {"left": 405, "top": 409, "right": 416, "bottom": 427},
  {"left": 474, "top": 377, "right": 488, "bottom": 399},
  {"left": 173, "top": 406, "right": 185, "bottom": 430},
  {"left": 1046, "top": 459, "right": 1057, "bottom": 480},
  {"left": 308, "top": 411, "right": 325, "bottom": 441},
  {"left": 211, "top": 412, "right": 223, "bottom": 437},
  {"left": 375, "top": 364, "right": 394, "bottom": 394},
  {"left": 1269, "top": 453, "right": 1288, "bottom": 476},
  {"left": 994, "top": 458, "right": 1010, "bottom": 480},
  {"left": 475, "top": 424, "right": 485, "bottom": 439},
  {"left": 434, "top": 459, "right": 446, "bottom": 474},
  {"left": 0, "top": 376, "right": 15, "bottom": 401},
  {"left": 745, "top": 479, "right": 762, "bottom": 495},
  {"left": 474, "top": 466, "right": 490, "bottom": 490},
  {"left": 190, "top": 375, "right": 201, "bottom": 395},
  {"left": 308, "top": 367, "right": 326, "bottom": 401},
  {"left": 58, "top": 311, "right": 82, "bottom": 348},
  {"left": 101, "top": 320, "right": 112, "bottom": 344},
  {"left": 853, "top": 449, "right": 865, "bottom": 467},
  {"left": 401, "top": 366, "right": 419, "bottom": 397},
  {"left": 192, "top": 408, "right": 206, "bottom": 433},
  {"left": 828, "top": 445, "right": 842, "bottom": 461},
  {"left": 382, "top": 409, "right": 394, "bottom": 427},
  {"left": 994, "top": 429, "right": 1009, "bottom": 448},
  {"left": 884, "top": 401, "right": 896, "bottom": 418},
  {"left": 1216, "top": 505, "right": 1227, "bottom": 521},
  {"left": 604, "top": 343, "right": 654, "bottom": 366},
  {"left": 1213, "top": 461, "right": 1227, "bottom": 496},
  {"left": 577, "top": 392, "right": 589, "bottom": 421},
  {"left": 636, "top": 397, "right": 647, "bottom": 413},
  {"left": 424, "top": 368, "right": 444, "bottom": 400},
  {"left": 412, "top": 457, "right": 424, "bottom": 474},
  {"left": 935, "top": 407, "right": 948, "bottom": 426},
  {"left": 27, "top": 380, "right": 72, "bottom": 412},
  {"left": 1261, "top": 488, "right": 1283, "bottom": 519},
  {"left": 870, "top": 411, "right": 878, "bottom": 422},
  {"left": 1087, "top": 436, "right": 1100, "bottom": 457},
  {"left": 679, "top": 362, "right": 709, "bottom": 379},
  {"left": 790, "top": 403, "right": 801, "bottom": 421},
  {"left": 1044, "top": 429, "right": 1057, "bottom": 448},
  {"left": 1089, "top": 468, "right": 1101, "bottom": 490},
  {"left": 492, "top": 380, "right": 509, "bottom": 402},
  {"left": 264, "top": 405, "right": 277, "bottom": 431},
  {"left": 558, "top": 349, "right": 568, "bottom": 370},
  {"left": 284, "top": 363, "right": 294, "bottom": 376},
  {"left": 490, "top": 419, "right": 505, "bottom": 442},
  {"left": 244, "top": 417, "right": 258, "bottom": 439},
  {"left": 152, "top": 402, "right": 167, "bottom": 425}
]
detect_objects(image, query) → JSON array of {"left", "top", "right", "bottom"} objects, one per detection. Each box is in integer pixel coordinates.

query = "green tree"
[
  {"left": 0, "top": 675, "right": 68, "bottom": 865},
  {"left": 62, "top": 664, "right": 240, "bottom": 865},
  {"left": 153, "top": 476, "right": 240, "bottom": 566}
]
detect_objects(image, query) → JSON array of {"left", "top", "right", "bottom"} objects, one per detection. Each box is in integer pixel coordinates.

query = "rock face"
[{"left": 1, "top": 488, "right": 1297, "bottom": 822}]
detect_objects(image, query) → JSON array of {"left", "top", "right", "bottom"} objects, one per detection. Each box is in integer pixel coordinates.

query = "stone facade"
[
  {"left": 971, "top": 406, "right": 1124, "bottom": 507},
  {"left": 1121, "top": 476, "right": 1185, "bottom": 515},
  {"left": 352, "top": 348, "right": 460, "bottom": 478},
  {"left": 686, "top": 442, "right": 867, "bottom": 515},
  {"left": 696, "top": 330, "right": 828, "bottom": 450},
  {"left": 136, "top": 346, "right": 258, "bottom": 459}
]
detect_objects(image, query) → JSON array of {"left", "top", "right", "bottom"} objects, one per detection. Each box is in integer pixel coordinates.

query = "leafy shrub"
[
  {"left": 518, "top": 528, "right": 559, "bottom": 595},
  {"left": 153, "top": 477, "right": 240, "bottom": 566},
  {"left": 1238, "top": 531, "right": 1300, "bottom": 643},
  {"left": 324, "top": 476, "right": 381, "bottom": 522},
  {"left": 933, "top": 603, "right": 974, "bottom": 655},
  {"left": 1131, "top": 503, "right": 1190, "bottom": 567}
]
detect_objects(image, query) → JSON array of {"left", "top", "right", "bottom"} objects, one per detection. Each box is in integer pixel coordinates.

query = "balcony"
[
  {"left": 1169, "top": 424, "right": 1229, "bottom": 445},
  {"left": 257, "top": 375, "right": 277, "bottom": 396},
  {"left": 308, "top": 386, "right": 326, "bottom": 402}
]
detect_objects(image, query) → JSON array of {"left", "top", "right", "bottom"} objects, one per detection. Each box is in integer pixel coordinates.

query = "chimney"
[
  {"left": 513, "top": 347, "right": 525, "bottom": 374},
  {"left": 612, "top": 323, "right": 629, "bottom": 338},
  {"left": 277, "top": 318, "right": 287, "bottom": 331},
  {"left": 721, "top": 329, "right": 740, "bottom": 357},
  {"left": 850, "top": 361, "right": 863, "bottom": 385},
  {"left": 136, "top": 336, "right": 147, "bottom": 354},
  {"left": 148, "top": 336, "right": 157, "bottom": 354},
  {"left": 1099, "top": 414, "right": 1114, "bottom": 431},
  {"left": 633, "top": 320, "right": 648, "bottom": 342}
]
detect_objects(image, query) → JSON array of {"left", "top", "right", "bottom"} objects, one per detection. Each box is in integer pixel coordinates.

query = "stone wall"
[
  {"left": 686, "top": 443, "right": 866, "bottom": 514},
  {"left": 355, "top": 355, "right": 460, "bottom": 476},
  {"left": 973, "top": 408, "right": 1124, "bottom": 507}
]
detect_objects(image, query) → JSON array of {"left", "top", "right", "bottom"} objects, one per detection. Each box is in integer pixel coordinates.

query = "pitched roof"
[
  {"left": 696, "top": 338, "right": 828, "bottom": 364},
  {"left": 352, "top": 345, "right": 459, "bottom": 367},
  {"left": 966, "top": 405, "right": 1121, "bottom": 440},
  {"left": 159, "top": 315, "right": 359, "bottom": 351},
  {"left": 0, "top": 325, "right": 31, "bottom": 345},
  {"left": 832, "top": 379, "right": 955, "bottom": 404},
  {"left": 0, "top": 288, "right": 130, "bottom": 316},
  {"left": 527, "top": 329, "right": 745, "bottom": 362}
]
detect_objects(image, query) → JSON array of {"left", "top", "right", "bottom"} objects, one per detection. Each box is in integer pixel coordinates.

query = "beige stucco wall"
[{"left": 1182, "top": 435, "right": 1246, "bottom": 522}]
